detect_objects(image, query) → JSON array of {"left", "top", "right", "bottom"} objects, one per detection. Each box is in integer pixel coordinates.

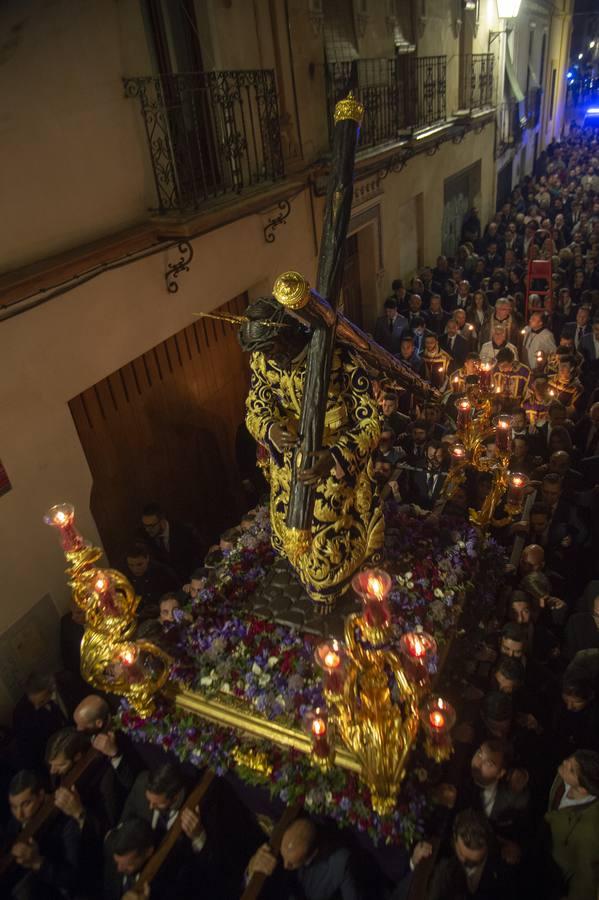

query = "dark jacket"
[{"left": 3, "top": 811, "right": 82, "bottom": 900}]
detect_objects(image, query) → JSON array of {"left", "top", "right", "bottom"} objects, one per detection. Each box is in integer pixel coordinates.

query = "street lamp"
[
  {"left": 489, "top": 0, "right": 522, "bottom": 47},
  {"left": 496, "top": 0, "right": 522, "bottom": 16}
]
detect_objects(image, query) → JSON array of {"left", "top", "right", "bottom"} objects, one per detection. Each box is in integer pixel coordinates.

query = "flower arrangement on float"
[{"left": 119, "top": 501, "right": 506, "bottom": 846}]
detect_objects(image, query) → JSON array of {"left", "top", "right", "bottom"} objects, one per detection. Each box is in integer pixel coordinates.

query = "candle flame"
[
  {"left": 429, "top": 710, "right": 445, "bottom": 729},
  {"left": 368, "top": 575, "right": 384, "bottom": 601},
  {"left": 323, "top": 651, "right": 340, "bottom": 669},
  {"left": 511, "top": 476, "right": 524, "bottom": 487},
  {"left": 312, "top": 717, "right": 326, "bottom": 737},
  {"left": 119, "top": 644, "right": 138, "bottom": 666},
  {"left": 54, "top": 511, "right": 67, "bottom": 524},
  {"left": 95, "top": 577, "right": 106, "bottom": 591}
]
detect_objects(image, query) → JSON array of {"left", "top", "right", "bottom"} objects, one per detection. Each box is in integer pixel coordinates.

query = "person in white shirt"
[
  {"left": 480, "top": 325, "right": 519, "bottom": 363},
  {"left": 522, "top": 311, "right": 557, "bottom": 369}
]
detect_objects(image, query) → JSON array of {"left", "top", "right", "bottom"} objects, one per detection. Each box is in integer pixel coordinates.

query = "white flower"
[
  {"left": 200, "top": 675, "right": 213, "bottom": 687},
  {"left": 252, "top": 663, "right": 262, "bottom": 675},
  {"left": 258, "top": 674, "right": 271, "bottom": 686},
  {"left": 434, "top": 588, "right": 444, "bottom": 598},
  {"left": 407, "top": 582, "right": 414, "bottom": 589},
  {"left": 267, "top": 656, "right": 279, "bottom": 669},
  {"left": 404, "top": 571, "right": 413, "bottom": 580},
  {"left": 457, "top": 541, "right": 466, "bottom": 549},
  {"left": 221, "top": 682, "right": 231, "bottom": 693}
]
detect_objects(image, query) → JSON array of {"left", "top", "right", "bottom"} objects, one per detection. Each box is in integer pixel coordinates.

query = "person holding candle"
[
  {"left": 420, "top": 332, "right": 452, "bottom": 390},
  {"left": 480, "top": 325, "right": 519, "bottom": 365},
  {"left": 493, "top": 348, "right": 531, "bottom": 404},
  {"left": 522, "top": 311, "right": 557, "bottom": 370},
  {"left": 547, "top": 355, "right": 584, "bottom": 418}
]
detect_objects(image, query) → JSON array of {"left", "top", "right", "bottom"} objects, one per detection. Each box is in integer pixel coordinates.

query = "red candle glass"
[
  {"left": 507, "top": 472, "right": 528, "bottom": 507},
  {"left": 479, "top": 362, "right": 493, "bottom": 391},
  {"left": 44, "top": 502, "right": 84, "bottom": 553},
  {"left": 495, "top": 415, "right": 512, "bottom": 453},
  {"left": 81, "top": 568, "right": 119, "bottom": 615},
  {"left": 450, "top": 443, "right": 466, "bottom": 467},
  {"left": 420, "top": 696, "right": 456, "bottom": 741},
  {"left": 314, "top": 640, "right": 346, "bottom": 694},
  {"left": 399, "top": 629, "right": 437, "bottom": 684},
  {"left": 456, "top": 398, "right": 472, "bottom": 431},
  {"left": 352, "top": 569, "right": 392, "bottom": 630},
  {"left": 307, "top": 708, "right": 330, "bottom": 759}
]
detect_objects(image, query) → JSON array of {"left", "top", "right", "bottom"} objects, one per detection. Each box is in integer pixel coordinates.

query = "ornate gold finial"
[
  {"left": 272, "top": 271, "right": 311, "bottom": 310},
  {"left": 333, "top": 91, "right": 364, "bottom": 127}
]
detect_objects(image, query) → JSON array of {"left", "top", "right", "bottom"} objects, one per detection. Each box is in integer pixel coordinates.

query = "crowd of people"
[{"left": 1, "top": 127, "right": 599, "bottom": 900}]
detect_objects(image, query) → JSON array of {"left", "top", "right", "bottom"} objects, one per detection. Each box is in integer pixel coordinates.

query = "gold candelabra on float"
[
  {"left": 443, "top": 364, "right": 529, "bottom": 529},
  {"left": 312, "top": 570, "right": 455, "bottom": 815},
  {"left": 44, "top": 504, "right": 171, "bottom": 715}
]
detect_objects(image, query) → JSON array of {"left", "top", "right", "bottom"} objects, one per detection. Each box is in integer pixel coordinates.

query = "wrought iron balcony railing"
[
  {"left": 124, "top": 70, "right": 285, "bottom": 214},
  {"left": 525, "top": 87, "right": 542, "bottom": 128},
  {"left": 325, "top": 56, "right": 447, "bottom": 150},
  {"left": 460, "top": 53, "right": 495, "bottom": 112}
]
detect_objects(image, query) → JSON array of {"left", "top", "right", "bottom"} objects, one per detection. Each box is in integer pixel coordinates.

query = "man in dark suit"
[
  {"left": 123, "top": 542, "right": 180, "bottom": 616},
  {"left": 103, "top": 817, "right": 163, "bottom": 900},
  {"left": 46, "top": 727, "right": 122, "bottom": 833},
  {"left": 246, "top": 816, "right": 362, "bottom": 900},
  {"left": 73, "top": 695, "right": 140, "bottom": 797},
  {"left": 565, "top": 306, "right": 592, "bottom": 353},
  {"left": 120, "top": 763, "right": 259, "bottom": 899},
  {"left": 404, "top": 440, "right": 447, "bottom": 510},
  {"left": 424, "top": 293, "right": 450, "bottom": 336},
  {"left": 139, "top": 503, "right": 200, "bottom": 581},
  {"left": 573, "top": 401, "right": 599, "bottom": 458},
  {"left": 12, "top": 671, "right": 87, "bottom": 772},
  {"left": 4, "top": 769, "right": 82, "bottom": 899},
  {"left": 372, "top": 298, "right": 408, "bottom": 354},
  {"left": 449, "top": 740, "right": 531, "bottom": 846},
  {"left": 423, "top": 809, "right": 516, "bottom": 900},
  {"left": 440, "top": 319, "right": 469, "bottom": 368},
  {"left": 581, "top": 317, "right": 599, "bottom": 362}
]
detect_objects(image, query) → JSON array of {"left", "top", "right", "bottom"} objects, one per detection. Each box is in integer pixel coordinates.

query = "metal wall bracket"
[
  {"left": 165, "top": 241, "right": 194, "bottom": 294},
  {"left": 264, "top": 200, "right": 291, "bottom": 243}
]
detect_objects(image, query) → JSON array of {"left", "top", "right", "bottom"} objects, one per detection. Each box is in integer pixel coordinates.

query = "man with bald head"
[
  {"left": 73, "top": 695, "right": 139, "bottom": 795},
  {"left": 246, "top": 816, "right": 363, "bottom": 899}
]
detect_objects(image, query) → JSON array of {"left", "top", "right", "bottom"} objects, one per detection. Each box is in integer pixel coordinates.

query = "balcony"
[
  {"left": 124, "top": 70, "right": 285, "bottom": 214},
  {"left": 459, "top": 54, "right": 495, "bottom": 112},
  {"left": 324, "top": 56, "right": 447, "bottom": 151}
]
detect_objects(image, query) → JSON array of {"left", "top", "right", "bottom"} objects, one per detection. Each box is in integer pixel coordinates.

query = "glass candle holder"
[
  {"left": 43, "top": 502, "right": 84, "bottom": 553},
  {"left": 352, "top": 569, "right": 392, "bottom": 630},
  {"left": 420, "top": 696, "right": 456, "bottom": 762},
  {"left": 314, "top": 640, "right": 346, "bottom": 694},
  {"left": 495, "top": 415, "right": 512, "bottom": 453},
  {"left": 400, "top": 629, "right": 437, "bottom": 687},
  {"left": 479, "top": 362, "right": 493, "bottom": 391},
  {"left": 506, "top": 471, "right": 528, "bottom": 508},
  {"left": 456, "top": 398, "right": 472, "bottom": 431},
  {"left": 80, "top": 568, "right": 119, "bottom": 615},
  {"left": 450, "top": 442, "right": 466, "bottom": 467},
  {"left": 306, "top": 708, "right": 331, "bottom": 761}
]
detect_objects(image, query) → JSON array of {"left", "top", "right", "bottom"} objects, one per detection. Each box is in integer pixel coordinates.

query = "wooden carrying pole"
[
  {"left": 133, "top": 768, "right": 215, "bottom": 892},
  {"left": 0, "top": 747, "right": 101, "bottom": 875},
  {"left": 240, "top": 800, "right": 303, "bottom": 900}
]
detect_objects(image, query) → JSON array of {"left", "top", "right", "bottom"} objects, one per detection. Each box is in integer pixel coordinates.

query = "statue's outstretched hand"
[
  {"left": 298, "top": 450, "right": 335, "bottom": 485},
  {"left": 269, "top": 423, "right": 297, "bottom": 451}
]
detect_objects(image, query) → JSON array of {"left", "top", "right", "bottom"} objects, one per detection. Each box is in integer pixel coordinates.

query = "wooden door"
[
  {"left": 69, "top": 296, "right": 250, "bottom": 566},
  {"left": 341, "top": 233, "right": 364, "bottom": 328}
]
